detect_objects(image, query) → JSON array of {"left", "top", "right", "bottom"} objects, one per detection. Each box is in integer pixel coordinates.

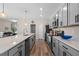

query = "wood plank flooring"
[{"left": 30, "top": 39, "right": 53, "bottom": 56}]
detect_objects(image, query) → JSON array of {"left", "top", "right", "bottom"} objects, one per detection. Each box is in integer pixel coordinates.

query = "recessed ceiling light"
[
  {"left": 40, "top": 8, "right": 43, "bottom": 11},
  {"left": 12, "top": 20, "right": 17, "bottom": 22},
  {"left": 63, "top": 6, "right": 67, "bottom": 10},
  {"left": 25, "top": 23, "right": 27, "bottom": 26},
  {"left": 13, "top": 42, "right": 17, "bottom": 45},
  {"left": 40, "top": 14, "right": 42, "bottom": 17},
  {"left": 56, "top": 14, "right": 58, "bottom": 17}
]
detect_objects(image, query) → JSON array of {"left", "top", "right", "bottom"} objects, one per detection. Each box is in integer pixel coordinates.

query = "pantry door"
[{"left": 30, "top": 24, "right": 36, "bottom": 33}]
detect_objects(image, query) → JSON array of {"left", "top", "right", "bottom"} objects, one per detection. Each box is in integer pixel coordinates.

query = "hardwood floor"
[{"left": 30, "top": 39, "right": 53, "bottom": 56}]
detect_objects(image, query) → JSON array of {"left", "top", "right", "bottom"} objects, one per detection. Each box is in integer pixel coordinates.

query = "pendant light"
[
  {"left": 40, "top": 8, "right": 43, "bottom": 17},
  {"left": 24, "top": 10, "right": 27, "bottom": 19},
  {"left": 22, "top": 10, "right": 27, "bottom": 26},
  {"left": 0, "top": 3, "right": 7, "bottom": 17}
]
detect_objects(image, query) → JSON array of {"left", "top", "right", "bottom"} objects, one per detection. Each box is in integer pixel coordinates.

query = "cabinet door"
[
  {"left": 9, "top": 41, "right": 25, "bottom": 56},
  {"left": 53, "top": 38, "right": 59, "bottom": 56},
  {"left": 59, "top": 41, "right": 73, "bottom": 56},
  {"left": 62, "top": 3, "right": 68, "bottom": 26},
  {"left": 29, "top": 35, "right": 35, "bottom": 50},
  {"left": 29, "top": 36, "right": 32, "bottom": 50},
  {"left": 68, "top": 3, "right": 78, "bottom": 25},
  {"left": 25, "top": 38, "right": 30, "bottom": 56},
  {"left": 56, "top": 13, "right": 59, "bottom": 27},
  {"left": 0, "top": 51, "right": 8, "bottom": 56},
  {"left": 75, "top": 4, "right": 79, "bottom": 24},
  {"left": 21, "top": 41, "right": 25, "bottom": 56},
  {"left": 59, "top": 8, "right": 63, "bottom": 27},
  {"left": 58, "top": 45, "right": 63, "bottom": 56}
]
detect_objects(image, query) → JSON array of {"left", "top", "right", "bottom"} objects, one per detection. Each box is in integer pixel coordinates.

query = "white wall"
[
  {"left": 17, "top": 18, "right": 48, "bottom": 40},
  {"left": 0, "top": 19, "right": 12, "bottom": 32}
]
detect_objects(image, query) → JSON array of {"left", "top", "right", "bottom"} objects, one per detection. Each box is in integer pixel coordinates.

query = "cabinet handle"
[
  {"left": 62, "top": 45, "right": 68, "bottom": 50},
  {"left": 53, "top": 42, "right": 55, "bottom": 47},
  {"left": 18, "top": 45, "right": 23, "bottom": 49},
  {"left": 75, "top": 15, "right": 77, "bottom": 22},
  {"left": 63, "top": 51, "right": 66, "bottom": 56}
]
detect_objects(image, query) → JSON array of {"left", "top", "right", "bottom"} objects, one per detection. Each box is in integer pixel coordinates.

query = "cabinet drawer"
[
  {"left": 53, "top": 38, "right": 56, "bottom": 42},
  {"left": 9, "top": 45, "right": 18, "bottom": 56},
  {"left": 9, "top": 41, "right": 25, "bottom": 56},
  {"left": 59, "top": 41, "right": 79, "bottom": 56},
  {"left": 0, "top": 51, "right": 8, "bottom": 56}
]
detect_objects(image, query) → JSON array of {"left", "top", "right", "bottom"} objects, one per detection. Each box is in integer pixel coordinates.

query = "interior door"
[{"left": 30, "top": 24, "right": 36, "bottom": 33}]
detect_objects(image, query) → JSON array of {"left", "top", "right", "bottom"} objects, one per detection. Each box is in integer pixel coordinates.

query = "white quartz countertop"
[
  {"left": 53, "top": 36, "right": 79, "bottom": 52},
  {"left": 0, "top": 33, "right": 34, "bottom": 54}
]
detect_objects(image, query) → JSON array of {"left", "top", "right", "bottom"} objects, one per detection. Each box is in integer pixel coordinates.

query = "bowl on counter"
[{"left": 61, "top": 35, "right": 72, "bottom": 40}]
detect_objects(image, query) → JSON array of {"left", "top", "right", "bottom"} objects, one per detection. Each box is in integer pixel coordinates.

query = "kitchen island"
[{"left": 0, "top": 33, "right": 35, "bottom": 56}]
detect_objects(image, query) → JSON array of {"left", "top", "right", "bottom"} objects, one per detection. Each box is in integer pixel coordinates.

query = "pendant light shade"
[{"left": 24, "top": 10, "right": 27, "bottom": 18}]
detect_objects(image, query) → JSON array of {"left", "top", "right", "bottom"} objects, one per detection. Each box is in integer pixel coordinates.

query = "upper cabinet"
[
  {"left": 59, "top": 3, "right": 68, "bottom": 27},
  {"left": 52, "top": 3, "right": 68, "bottom": 28},
  {"left": 52, "top": 13, "right": 59, "bottom": 28},
  {"left": 52, "top": 3, "right": 79, "bottom": 28},
  {"left": 62, "top": 3, "right": 68, "bottom": 26},
  {"left": 59, "top": 8, "right": 63, "bottom": 27},
  {"left": 68, "top": 3, "right": 78, "bottom": 25}
]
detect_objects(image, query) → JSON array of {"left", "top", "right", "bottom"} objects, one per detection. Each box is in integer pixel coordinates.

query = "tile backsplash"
[{"left": 54, "top": 26, "right": 79, "bottom": 41}]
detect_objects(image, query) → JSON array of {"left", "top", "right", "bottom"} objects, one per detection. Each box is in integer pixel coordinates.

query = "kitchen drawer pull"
[
  {"left": 53, "top": 42, "right": 55, "bottom": 47},
  {"left": 63, "top": 46, "right": 68, "bottom": 50},
  {"left": 18, "top": 45, "right": 23, "bottom": 49}
]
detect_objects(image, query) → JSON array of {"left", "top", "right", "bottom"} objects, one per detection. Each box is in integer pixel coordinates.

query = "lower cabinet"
[
  {"left": 0, "top": 51, "right": 8, "bottom": 56},
  {"left": 52, "top": 38, "right": 59, "bottom": 56},
  {"left": 29, "top": 35, "right": 35, "bottom": 50},
  {"left": 53, "top": 37, "right": 79, "bottom": 56},
  {"left": 9, "top": 41, "right": 25, "bottom": 56},
  {"left": 25, "top": 38, "right": 30, "bottom": 56},
  {"left": 25, "top": 35, "right": 35, "bottom": 56},
  {"left": 59, "top": 41, "right": 79, "bottom": 56},
  {"left": 0, "top": 35, "right": 35, "bottom": 56},
  {"left": 58, "top": 41, "right": 72, "bottom": 56}
]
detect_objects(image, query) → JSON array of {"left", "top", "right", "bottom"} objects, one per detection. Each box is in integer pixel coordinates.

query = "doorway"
[{"left": 30, "top": 24, "right": 36, "bottom": 33}]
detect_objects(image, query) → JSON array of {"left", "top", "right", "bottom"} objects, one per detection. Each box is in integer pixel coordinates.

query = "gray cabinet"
[
  {"left": 0, "top": 35, "right": 35, "bottom": 56},
  {"left": 59, "top": 8, "right": 63, "bottom": 27},
  {"left": 58, "top": 41, "right": 72, "bottom": 56},
  {"left": 29, "top": 35, "right": 35, "bottom": 50},
  {"left": 53, "top": 38, "right": 59, "bottom": 56},
  {"left": 52, "top": 37, "right": 79, "bottom": 56},
  {"left": 25, "top": 38, "right": 30, "bottom": 56},
  {"left": 58, "top": 41, "right": 79, "bottom": 56},
  {"left": 0, "top": 51, "right": 8, "bottom": 56},
  {"left": 25, "top": 35, "right": 35, "bottom": 56},
  {"left": 9, "top": 41, "right": 25, "bottom": 56},
  {"left": 58, "top": 3, "right": 68, "bottom": 27},
  {"left": 52, "top": 3, "right": 79, "bottom": 27},
  {"left": 62, "top": 3, "right": 68, "bottom": 26},
  {"left": 68, "top": 3, "right": 79, "bottom": 25}
]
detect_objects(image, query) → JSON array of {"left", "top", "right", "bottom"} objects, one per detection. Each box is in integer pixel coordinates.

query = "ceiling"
[{"left": 0, "top": 3, "right": 62, "bottom": 21}]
